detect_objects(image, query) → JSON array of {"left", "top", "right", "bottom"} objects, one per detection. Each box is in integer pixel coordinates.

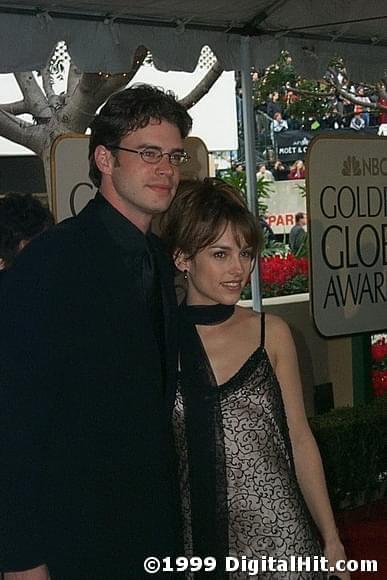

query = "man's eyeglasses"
[{"left": 107, "top": 145, "right": 190, "bottom": 167}]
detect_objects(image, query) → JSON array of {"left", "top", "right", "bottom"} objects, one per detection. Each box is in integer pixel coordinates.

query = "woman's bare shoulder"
[
  {"left": 235, "top": 305, "right": 260, "bottom": 321},
  {"left": 265, "top": 312, "right": 291, "bottom": 334},
  {"left": 265, "top": 313, "right": 296, "bottom": 356},
  {"left": 235, "top": 308, "right": 289, "bottom": 332},
  {"left": 234, "top": 306, "right": 262, "bottom": 330}
]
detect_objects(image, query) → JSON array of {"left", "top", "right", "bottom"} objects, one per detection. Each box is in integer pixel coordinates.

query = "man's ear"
[
  {"left": 174, "top": 250, "right": 190, "bottom": 273},
  {"left": 0, "top": 257, "right": 5, "bottom": 271},
  {"left": 94, "top": 145, "right": 115, "bottom": 177}
]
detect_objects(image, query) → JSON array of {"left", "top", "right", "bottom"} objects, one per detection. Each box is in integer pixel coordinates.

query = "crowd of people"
[
  {"left": 255, "top": 159, "right": 306, "bottom": 182},
  {"left": 1, "top": 84, "right": 349, "bottom": 580},
  {"left": 233, "top": 159, "right": 306, "bottom": 182},
  {"left": 247, "top": 74, "right": 387, "bottom": 182},
  {"left": 263, "top": 83, "right": 386, "bottom": 133}
]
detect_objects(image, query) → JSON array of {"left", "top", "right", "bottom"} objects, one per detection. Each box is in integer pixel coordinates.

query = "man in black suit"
[{"left": 0, "top": 85, "right": 192, "bottom": 580}]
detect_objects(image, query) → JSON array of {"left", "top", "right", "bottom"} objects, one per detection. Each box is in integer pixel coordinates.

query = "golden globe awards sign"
[
  {"left": 307, "top": 135, "right": 387, "bottom": 336},
  {"left": 50, "top": 133, "right": 210, "bottom": 223}
]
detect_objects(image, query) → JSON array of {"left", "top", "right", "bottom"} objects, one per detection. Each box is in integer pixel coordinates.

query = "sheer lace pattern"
[{"left": 173, "top": 320, "right": 325, "bottom": 579}]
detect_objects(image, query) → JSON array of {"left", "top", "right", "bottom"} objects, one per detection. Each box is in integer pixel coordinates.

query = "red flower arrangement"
[
  {"left": 259, "top": 254, "right": 309, "bottom": 298},
  {"left": 371, "top": 336, "right": 387, "bottom": 397}
]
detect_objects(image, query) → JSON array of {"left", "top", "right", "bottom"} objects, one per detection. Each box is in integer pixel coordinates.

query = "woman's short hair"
[{"left": 160, "top": 178, "right": 263, "bottom": 259}]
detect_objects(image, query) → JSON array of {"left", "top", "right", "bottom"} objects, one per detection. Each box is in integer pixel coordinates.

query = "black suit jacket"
[{"left": 0, "top": 198, "right": 179, "bottom": 579}]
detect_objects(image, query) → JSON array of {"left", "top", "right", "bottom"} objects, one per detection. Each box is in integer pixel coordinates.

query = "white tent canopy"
[
  {"left": 0, "top": 0, "right": 386, "bottom": 80},
  {"left": 1, "top": 0, "right": 386, "bottom": 311}
]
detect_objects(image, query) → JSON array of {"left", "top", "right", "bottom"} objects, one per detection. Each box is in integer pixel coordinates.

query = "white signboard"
[
  {"left": 50, "top": 134, "right": 209, "bottom": 222},
  {"left": 265, "top": 180, "right": 306, "bottom": 234},
  {"left": 308, "top": 135, "right": 387, "bottom": 337}
]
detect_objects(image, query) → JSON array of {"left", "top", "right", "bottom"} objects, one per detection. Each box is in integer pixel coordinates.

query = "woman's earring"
[{"left": 183, "top": 269, "right": 188, "bottom": 280}]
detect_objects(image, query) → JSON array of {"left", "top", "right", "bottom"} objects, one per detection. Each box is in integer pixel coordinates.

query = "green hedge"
[{"left": 309, "top": 395, "right": 387, "bottom": 510}]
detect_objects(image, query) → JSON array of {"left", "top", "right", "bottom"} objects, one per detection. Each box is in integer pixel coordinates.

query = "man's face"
[{"left": 96, "top": 119, "right": 184, "bottom": 232}]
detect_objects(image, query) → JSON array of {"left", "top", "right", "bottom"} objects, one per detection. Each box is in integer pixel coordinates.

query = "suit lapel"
[
  {"left": 75, "top": 201, "right": 178, "bottom": 412},
  {"left": 151, "top": 240, "right": 178, "bottom": 412},
  {"left": 75, "top": 201, "right": 139, "bottom": 303}
]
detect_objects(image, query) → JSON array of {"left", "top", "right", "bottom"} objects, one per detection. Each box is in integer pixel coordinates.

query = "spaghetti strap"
[{"left": 259, "top": 312, "right": 265, "bottom": 348}]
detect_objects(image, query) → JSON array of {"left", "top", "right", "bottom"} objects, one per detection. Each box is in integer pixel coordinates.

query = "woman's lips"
[{"left": 221, "top": 281, "right": 243, "bottom": 291}]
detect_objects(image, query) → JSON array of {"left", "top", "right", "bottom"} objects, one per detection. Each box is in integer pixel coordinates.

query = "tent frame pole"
[{"left": 240, "top": 36, "right": 261, "bottom": 312}]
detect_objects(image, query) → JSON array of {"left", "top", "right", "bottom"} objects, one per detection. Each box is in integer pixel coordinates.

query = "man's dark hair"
[
  {"left": 88, "top": 84, "right": 193, "bottom": 187},
  {"left": 295, "top": 212, "right": 305, "bottom": 223},
  {"left": 0, "top": 192, "right": 54, "bottom": 269}
]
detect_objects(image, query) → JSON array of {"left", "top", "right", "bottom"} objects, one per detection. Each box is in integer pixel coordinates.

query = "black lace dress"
[{"left": 173, "top": 313, "right": 325, "bottom": 579}]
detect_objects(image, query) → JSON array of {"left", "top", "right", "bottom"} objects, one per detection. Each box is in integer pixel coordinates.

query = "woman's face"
[{"left": 179, "top": 223, "right": 254, "bottom": 306}]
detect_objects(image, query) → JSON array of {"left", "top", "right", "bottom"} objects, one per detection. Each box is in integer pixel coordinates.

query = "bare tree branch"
[
  {"left": 41, "top": 65, "right": 57, "bottom": 104},
  {"left": 325, "top": 67, "right": 387, "bottom": 111},
  {"left": 67, "top": 61, "right": 83, "bottom": 97},
  {"left": 288, "top": 74, "right": 387, "bottom": 112},
  {"left": 178, "top": 60, "right": 223, "bottom": 109},
  {"left": 0, "top": 109, "right": 43, "bottom": 153},
  {"left": 337, "top": 87, "right": 384, "bottom": 110},
  {"left": 58, "top": 73, "right": 128, "bottom": 133},
  {"left": 90, "top": 45, "right": 148, "bottom": 105},
  {"left": 43, "top": 43, "right": 60, "bottom": 98},
  {"left": 58, "top": 46, "right": 149, "bottom": 132},
  {"left": 14, "top": 72, "right": 52, "bottom": 120},
  {"left": 0, "top": 100, "right": 29, "bottom": 115},
  {"left": 286, "top": 85, "right": 334, "bottom": 99}
]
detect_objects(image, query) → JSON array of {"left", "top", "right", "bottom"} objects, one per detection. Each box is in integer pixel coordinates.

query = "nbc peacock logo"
[
  {"left": 341, "top": 155, "right": 387, "bottom": 176},
  {"left": 342, "top": 155, "right": 361, "bottom": 176}
]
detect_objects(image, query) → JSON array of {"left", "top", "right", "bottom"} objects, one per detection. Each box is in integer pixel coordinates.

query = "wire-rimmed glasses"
[{"left": 107, "top": 145, "right": 190, "bottom": 166}]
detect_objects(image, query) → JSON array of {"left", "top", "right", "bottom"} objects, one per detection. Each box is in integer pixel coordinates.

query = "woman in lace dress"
[{"left": 161, "top": 178, "right": 347, "bottom": 580}]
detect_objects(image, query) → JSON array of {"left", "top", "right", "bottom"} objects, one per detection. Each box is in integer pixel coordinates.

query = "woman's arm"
[{"left": 265, "top": 315, "right": 349, "bottom": 579}]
